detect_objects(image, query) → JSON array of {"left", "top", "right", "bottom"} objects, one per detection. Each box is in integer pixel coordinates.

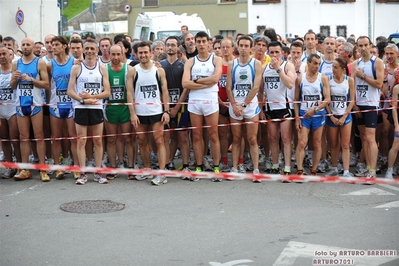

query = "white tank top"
[
  {"left": 383, "top": 65, "right": 393, "bottom": 109},
  {"left": 263, "top": 61, "right": 288, "bottom": 110},
  {"left": 300, "top": 72, "right": 324, "bottom": 111},
  {"left": 189, "top": 53, "right": 218, "bottom": 101},
  {"left": 329, "top": 75, "right": 350, "bottom": 115},
  {"left": 319, "top": 60, "right": 333, "bottom": 76},
  {"left": 74, "top": 62, "right": 104, "bottom": 110},
  {"left": 231, "top": 57, "right": 257, "bottom": 104},
  {"left": 133, "top": 64, "right": 163, "bottom": 116},
  {"left": 355, "top": 55, "right": 380, "bottom": 107}
]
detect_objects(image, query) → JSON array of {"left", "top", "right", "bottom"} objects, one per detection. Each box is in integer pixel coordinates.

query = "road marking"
[
  {"left": 341, "top": 188, "right": 395, "bottom": 196},
  {"left": 273, "top": 241, "right": 398, "bottom": 266},
  {"left": 378, "top": 184, "right": 399, "bottom": 192},
  {"left": 1, "top": 184, "right": 41, "bottom": 201},
  {"left": 374, "top": 200, "right": 399, "bottom": 208},
  {"left": 209, "top": 259, "right": 254, "bottom": 266}
]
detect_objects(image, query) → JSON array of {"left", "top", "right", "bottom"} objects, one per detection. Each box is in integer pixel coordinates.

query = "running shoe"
[
  {"left": 181, "top": 166, "right": 191, "bottom": 180},
  {"left": 190, "top": 166, "right": 201, "bottom": 182},
  {"left": 238, "top": 164, "right": 246, "bottom": 174},
  {"left": 40, "top": 171, "right": 50, "bottom": 182},
  {"left": 324, "top": 168, "right": 339, "bottom": 177},
  {"left": 2, "top": 168, "right": 17, "bottom": 179},
  {"left": 94, "top": 173, "right": 108, "bottom": 184},
  {"left": 46, "top": 158, "right": 54, "bottom": 175},
  {"left": 13, "top": 169, "right": 32, "bottom": 181},
  {"left": 252, "top": 168, "right": 261, "bottom": 183},
  {"left": 75, "top": 173, "right": 88, "bottom": 185},
  {"left": 211, "top": 166, "right": 222, "bottom": 182},
  {"left": 151, "top": 175, "right": 167, "bottom": 185},
  {"left": 219, "top": 162, "right": 230, "bottom": 172},
  {"left": 55, "top": 170, "right": 65, "bottom": 180}
]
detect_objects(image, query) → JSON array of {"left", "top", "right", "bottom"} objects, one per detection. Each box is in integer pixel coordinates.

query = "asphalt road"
[{"left": 1, "top": 167, "right": 398, "bottom": 266}]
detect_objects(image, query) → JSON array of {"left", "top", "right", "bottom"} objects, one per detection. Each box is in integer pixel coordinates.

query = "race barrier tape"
[
  {"left": 0, "top": 105, "right": 397, "bottom": 143},
  {"left": 1, "top": 162, "right": 399, "bottom": 185},
  {"left": 0, "top": 99, "right": 395, "bottom": 107}
]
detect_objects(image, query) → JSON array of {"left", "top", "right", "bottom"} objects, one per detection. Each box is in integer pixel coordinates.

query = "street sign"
[
  {"left": 16, "top": 9, "right": 24, "bottom": 26},
  {"left": 89, "top": 3, "right": 96, "bottom": 15}
]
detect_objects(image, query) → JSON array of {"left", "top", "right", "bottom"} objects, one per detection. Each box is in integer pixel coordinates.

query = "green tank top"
[{"left": 106, "top": 63, "right": 127, "bottom": 103}]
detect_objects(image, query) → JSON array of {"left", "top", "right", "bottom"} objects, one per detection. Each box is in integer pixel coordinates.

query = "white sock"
[{"left": 273, "top": 163, "right": 279, "bottom": 169}]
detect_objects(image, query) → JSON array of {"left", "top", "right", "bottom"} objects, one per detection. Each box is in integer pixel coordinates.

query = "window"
[
  {"left": 219, "top": 30, "right": 237, "bottom": 38},
  {"left": 253, "top": 0, "right": 281, "bottom": 3},
  {"left": 143, "top": 0, "right": 158, "bottom": 7},
  {"left": 336, "top": 25, "right": 347, "bottom": 38},
  {"left": 320, "top": 26, "right": 330, "bottom": 37},
  {"left": 320, "top": 0, "right": 356, "bottom": 2}
]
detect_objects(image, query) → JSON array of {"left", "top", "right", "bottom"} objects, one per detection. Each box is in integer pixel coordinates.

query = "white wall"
[
  {"left": 248, "top": 0, "right": 399, "bottom": 40},
  {"left": 0, "top": 0, "right": 59, "bottom": 44}
]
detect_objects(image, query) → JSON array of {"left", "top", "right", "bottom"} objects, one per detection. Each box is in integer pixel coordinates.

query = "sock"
[
  {"left": 332, "top": 167, "right": 338, "bottom": 172},
  {"left": 222, "top": 157, "right": 228, "bottom": 165},
  {"left": 239, "top": 158, "right": 244, "bottom": 164},
  {"left": 308, "top": 151, "right": 313, "bottom": 158},
  {"left": 273, "top": 163, "right": 279, "bottom": 169},
  {"left": 284, "top": 165, "right": 291, "bottom": 172},
  {"left": 182, "top": 164, "right": 189, "bottom": 168},
  {"left": 367, "top": 165, "right": 370, "bottom": 170},
  {"left": 196, "top": 164, "right": 203, "bottom": 171},
  {"left": 343, "top": 170, "right": 349, "bottom": 175},
  {"left": 370, "top": 169, "right": 376, "bottom": 174},
  {"left": 387, "top": 167, "right": 393, "bottom": 173}
]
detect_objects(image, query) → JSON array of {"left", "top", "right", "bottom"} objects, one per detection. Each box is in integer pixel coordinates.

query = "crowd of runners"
[{"left": 0, "top": 26, "right": 398, "bottom": 185}]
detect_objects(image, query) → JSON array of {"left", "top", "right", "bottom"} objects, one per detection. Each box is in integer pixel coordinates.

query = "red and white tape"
[
  {"left": 1, "top": 162, "right": 399, "bottom": 184},
  {"left": 0, "top": 106, "right": 396, "bottom": 143}
]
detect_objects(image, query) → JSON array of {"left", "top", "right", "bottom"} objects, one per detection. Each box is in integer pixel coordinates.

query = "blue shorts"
[
  {"left": 50, "top": 106, "right": 74, "bottom": 119},
  {"left": 16, "top": 106, "right": 42, "bottom": 117},
  {"left": 165, "top": 105, "right": 190, "bottom": 130},
  {"left": 300, "top": 109, "right": 325, "bottom": 130},
  {"left": 394, "top": 132, "right": 399, "bottom": 139},
  {"left": 326, "top": 115, "right": 352, "bottom": 127}
]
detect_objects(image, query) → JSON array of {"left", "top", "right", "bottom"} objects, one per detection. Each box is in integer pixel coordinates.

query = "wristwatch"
[
  {"left": 241, "top": 103, "right": 247, "bottom": 108},
  {"left": 314, "top": 107, "right": 319, "bottom": 113},
  {"left": 193, "top": 78, "right": 199, "bottom": 83},
  {"left": 276, "top": 68, "right": 282, "bottom": 74},
  {"left": 164, "top": 110, "right": 170, "bottom": 114},
  {"left": 360, "top": 74, "right": 365, "bottom": 80},
  {"left": 79, "top": 98, "right": 84, "bottom": 105}
]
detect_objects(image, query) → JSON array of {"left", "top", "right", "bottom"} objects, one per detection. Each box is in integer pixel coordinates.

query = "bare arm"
[
  {"left": 345, "top": 77, "right": 356, "bottom": 117},
  {"left": 10, "top": 61, "right": 19, "bottom": 89},
  {"left": 158, "top": 68, "right": 170, "bottom": 124},
  {"left": 280, "top": 61, "right": 296, "bottom": 89},
  {"left": 318, "top": 75, "right": 331, "bottom": 111},
  {"left": 354, "top": 58, "right": 384, "bottom": 89},
  {"left": 225, "top": 61, "right": 235, "bottom": 104},
  {"left": 98, "top": 64, "right": 111, "bottom": 99},
  {"left": 196, "top": 56, "right": 223, "bottom": 86},
  {"left": 181, "top": 58, "right": 206, "bottom": 90},
  {"left": 36, "top": 59, "right": 50, "bottom": 89},
  {"left": 294, "top": 75, "right": 302, "bottom": 130},
  {"left": 67, "top": 64, "right": 81, "bottom": 101},
  {"left": 392, "top": 85, "right": 399, "bottom": 135},
  {"left": 126, "top": 67, "right": 139, "bottom": 129}
]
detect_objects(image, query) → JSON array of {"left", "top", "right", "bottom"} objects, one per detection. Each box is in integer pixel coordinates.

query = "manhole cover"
[{"left": 60, "top": 200, "right": 125, "bottom": 214}]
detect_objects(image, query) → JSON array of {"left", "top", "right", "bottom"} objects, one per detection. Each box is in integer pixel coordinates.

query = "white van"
[{"left": 133, "top": 12, "right": 210, "bottom": 41}]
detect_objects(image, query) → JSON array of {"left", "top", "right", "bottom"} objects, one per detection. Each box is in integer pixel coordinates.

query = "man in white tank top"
[
  {"left": 182, "top": 31, "right": 223, "bottom": 181},
  {"left": 260, "top": 41, "right": 295, "bottom": 176},
  {"left": 226, "top": 35, "right": 262, "bottom": 181},
  {"left": 294, "top": 54, "right": 331, "bottom": 176},
  {"left": 126, "top": 41, "right": 170, "bottom": 186},
  {"left": 67, "top": 39, "right": 111, "bottom": 185},
  {"left": 352, "top": 36, "right": 384, "bottom": 180}
]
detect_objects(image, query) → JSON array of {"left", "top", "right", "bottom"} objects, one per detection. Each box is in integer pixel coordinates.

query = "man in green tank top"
[{"left": 104, "top": 44, "right": 135, "bottom": 179}]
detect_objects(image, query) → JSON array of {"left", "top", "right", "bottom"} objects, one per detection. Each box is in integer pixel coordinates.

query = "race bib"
[
  {"left": 56, "top": 90, "right": 71, "bottom": 102},
  {"left": 20, "top": 83, "right": 33, "bottom": 96},
  {"left": 304, "top": 95, "right": 320, "bottom": 108},
  {"left": 234, "top": 84, "right": 251, "bottom": 98},
  {"left": 169, "top": 88, "right": 180, "bottom": 103},
  {"left": 331, "top": 95, "right": 346, "bottom": 109},
  {"left": 219, "top": 75, "right": 227, "bottom": 88},
  {"left": 84, "top": 82, "right": 101, "bottom": 95},
  {"left": 356, "top": 85, "right": 368, "bottom": 99},
  {"left": 140, "top": 85, "right": 157, "bottom": 100},
  {"left": 264, "top": 76, "right": 280, "bottom": 90},
  {"left": 0, "top": 88, "right": 13, "bottom": 101},
  {"left": 110, "top": 86, "right": 125, "bottom": 100}
]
